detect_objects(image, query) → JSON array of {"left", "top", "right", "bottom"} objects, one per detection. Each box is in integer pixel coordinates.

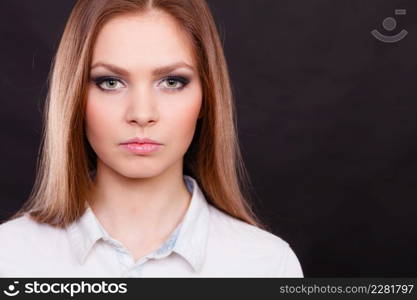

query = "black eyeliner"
[
  {"left": 90, "top": 75, "right": 121, "bottom": 84},
  {"left": 164, "top": 75, "right": 190, "bottom": 84},
  {"left": 161, "top": 75, "right": 190, "bottom": 90},
  {"left": 89, "top": 74, "right": 191, "bottom": 91},
  {"left": 90, "top": 76, "right": 124, "bottom": 91}
]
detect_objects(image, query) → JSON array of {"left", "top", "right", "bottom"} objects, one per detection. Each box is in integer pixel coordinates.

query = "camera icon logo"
[
  {"left": 371, "top": 9, "right": 408, "bottom": 43},
  {"left": 3, "top": 281, "right": 20, "bottom": 297}
]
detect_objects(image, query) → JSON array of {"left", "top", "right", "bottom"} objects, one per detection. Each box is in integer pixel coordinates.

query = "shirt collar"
[
  {"left": 171, "top": 175, "right": 209, "bottom": 272},
  {"left": 66, "top": 175, "right": 209, "bottom": 273}
]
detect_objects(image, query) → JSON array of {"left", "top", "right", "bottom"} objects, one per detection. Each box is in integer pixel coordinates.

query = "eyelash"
[{"left": 90, "top": 75, "right": 190, "bottom": 92}]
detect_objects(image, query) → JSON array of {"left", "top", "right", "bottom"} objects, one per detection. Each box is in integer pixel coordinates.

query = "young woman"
[{"left": 0, "top": 0, "right": 303, "bottom": 277}]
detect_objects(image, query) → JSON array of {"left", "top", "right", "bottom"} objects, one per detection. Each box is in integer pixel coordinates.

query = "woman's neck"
[{"left": 87, "top": 160, "right": 191, "bottom": 257}]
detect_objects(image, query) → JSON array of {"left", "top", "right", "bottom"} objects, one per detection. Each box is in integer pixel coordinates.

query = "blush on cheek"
[
  {"left": 85, "top": 93, "right": 116, "bottom": 146},
  {"left": 179, "top": 82, "right": 203, "bottom": 121},
  {"left": 178, "top": 98, "right": 202, "bottom": 140},
  {"left": 85, "top": 87, "right": 122, "bottom": 125}
]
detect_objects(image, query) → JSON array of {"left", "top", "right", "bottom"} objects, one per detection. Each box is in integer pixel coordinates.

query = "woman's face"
[{"left": 85, "top": 10, "right": 202, "bottom": 179}]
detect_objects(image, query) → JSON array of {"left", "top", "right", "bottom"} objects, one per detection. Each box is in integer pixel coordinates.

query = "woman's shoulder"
[
  {"left": 207, "top": 205, "right": 303, "bottom": 277},
  {"left": 0, "top": 214, "right": 35, "bottom": 236},
  {"left": 0, "top": 213, "right": 61, "bottom": 246},
  {"left": 0, "top": 214, "right": 38, "bottom": 260},
  {"left": 207, "top": 204, "right": 288, "bottom": 247}
]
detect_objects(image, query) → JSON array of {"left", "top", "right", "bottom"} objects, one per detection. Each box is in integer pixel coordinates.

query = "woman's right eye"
[{"left": 91, "top": 77, "right": 125, "bottom": 92}]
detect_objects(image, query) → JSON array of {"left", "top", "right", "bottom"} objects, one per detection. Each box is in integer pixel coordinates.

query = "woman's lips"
[{"left": 120, "top": 142, "right": 163, "bottom": 155}]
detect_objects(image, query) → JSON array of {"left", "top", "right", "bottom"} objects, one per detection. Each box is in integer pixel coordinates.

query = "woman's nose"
[{"left": 125, "top": 85, "right": 159, "bottom": 127}]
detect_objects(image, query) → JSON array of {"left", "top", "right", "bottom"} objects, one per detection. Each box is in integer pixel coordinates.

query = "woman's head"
[
  {"left": 12, "top": 0, "right": 267, "bottom": 230},
  {"left": 86, "top": 9, "right": 202, "bottom": 180}
]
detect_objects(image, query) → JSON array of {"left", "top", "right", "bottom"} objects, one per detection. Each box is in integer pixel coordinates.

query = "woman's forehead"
[{"left": 90, "top": 10, "right": 196, "bottom": 73}]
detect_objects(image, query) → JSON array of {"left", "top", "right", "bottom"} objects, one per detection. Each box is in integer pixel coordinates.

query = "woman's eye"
[
  {"left": 160, "top": 76, "right": 189, "bottom": 91},
  {"left": 90, "top": 75, "right": 189, "bottom": 92},
  {"left": 92, "top": 77, "right": 125, "bottom": 91}
]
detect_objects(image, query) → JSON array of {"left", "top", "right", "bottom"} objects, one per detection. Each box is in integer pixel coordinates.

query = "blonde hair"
[{"left": 8, "top": 0, "right": 268, "bottom": 230}]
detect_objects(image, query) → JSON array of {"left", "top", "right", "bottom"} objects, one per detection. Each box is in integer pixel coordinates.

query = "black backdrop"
[{"left": 1, "top": 0, "right": 417, "bottom": 276}]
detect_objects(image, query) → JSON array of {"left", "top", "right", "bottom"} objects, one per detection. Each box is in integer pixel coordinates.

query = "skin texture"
[{"left": 84, "top": 9, "right": 203, "bottom": 261}]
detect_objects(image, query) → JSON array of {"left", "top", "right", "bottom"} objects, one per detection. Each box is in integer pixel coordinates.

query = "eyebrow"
[{"left": 90, "top": 61, "right": 195, "bottom": 77}]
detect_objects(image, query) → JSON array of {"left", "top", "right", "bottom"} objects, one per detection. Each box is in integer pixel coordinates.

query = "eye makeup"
[
  {"left": 89, "top": 74, "right": 191, "bottom": 92},
  {"left": 90, "top": 76, "right": 126, "bottom": 92},
  {"left": 158, "top": 75, "right": 190, "bottom": 91}
]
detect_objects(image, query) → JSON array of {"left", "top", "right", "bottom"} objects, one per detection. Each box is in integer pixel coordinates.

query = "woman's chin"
[{"left": 115, "top": 167, "right": 165, "bottom": 180}]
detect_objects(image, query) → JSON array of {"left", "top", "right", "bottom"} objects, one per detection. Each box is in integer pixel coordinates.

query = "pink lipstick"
[{"left": 120, "top": 137, "right": 163, "bottom": 155}]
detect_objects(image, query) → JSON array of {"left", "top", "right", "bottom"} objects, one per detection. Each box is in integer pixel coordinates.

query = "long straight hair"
[{"left": 9, "top": 0, "right": 268, "bottom": 231}]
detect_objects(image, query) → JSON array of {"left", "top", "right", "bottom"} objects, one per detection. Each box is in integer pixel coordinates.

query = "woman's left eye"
[{"left": 159, "top": 76, "right": 189, "bottom": 91}]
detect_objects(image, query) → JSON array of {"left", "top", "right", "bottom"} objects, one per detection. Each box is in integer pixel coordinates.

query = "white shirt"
[{"left": 0, "top": 175, "right": 303, "bottom": 277}]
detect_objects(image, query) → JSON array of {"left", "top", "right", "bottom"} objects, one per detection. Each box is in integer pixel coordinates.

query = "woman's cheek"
[
  {"left": 85, "top": 91, "right": 118, "bottom": 149},
  {"left": 165, "top": 95, "right": 202, "bottom": 149}
]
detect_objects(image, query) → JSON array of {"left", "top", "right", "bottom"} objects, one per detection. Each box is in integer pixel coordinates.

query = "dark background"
[{"left": 1, "top": 0, "right": 416, "bottom": 276}]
